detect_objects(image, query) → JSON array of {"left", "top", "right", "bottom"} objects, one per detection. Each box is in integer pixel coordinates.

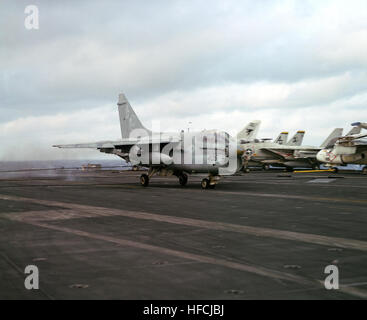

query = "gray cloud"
[{"left": 1, "top": 0, "right": 367, "bottom": 159}]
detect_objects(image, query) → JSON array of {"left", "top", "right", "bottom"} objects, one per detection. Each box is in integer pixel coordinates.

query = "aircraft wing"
[
  {"left": 337, "top": 133, "right": 367, "bottom": 146},
  {"left": 53, "top": 141, "right": 119, "bottom": 149},
  {"left": 293, "top": 150, "right": 320, "bottom": 157},
  {"left": 258, "top": 146, "right": 320, "bottom": 160},
  {"left": 53, "top": 136, "right": 181, "bottom": 149},
  {"left": 257, "top": 148, "right": 294, "bottom": 160}
]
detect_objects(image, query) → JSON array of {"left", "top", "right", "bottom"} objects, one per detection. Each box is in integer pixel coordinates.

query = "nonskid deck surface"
[{"left": 1, "top": 169, "right": 367, "bottom": 299}]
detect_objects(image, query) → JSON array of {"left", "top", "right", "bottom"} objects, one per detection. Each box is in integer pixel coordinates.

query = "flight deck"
[{"left": 1, "top": 168, "right": 367, "bottom": 299}]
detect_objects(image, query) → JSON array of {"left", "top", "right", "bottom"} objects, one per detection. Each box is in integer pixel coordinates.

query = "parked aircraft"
[
  {"left": 240, "top": 128, "right": 343, "bottom": 171},
  {"left": 316, "top": 122, "right": 367, "bottom": 174}
]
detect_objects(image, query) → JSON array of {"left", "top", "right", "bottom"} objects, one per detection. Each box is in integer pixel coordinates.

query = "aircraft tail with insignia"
[
  {"left": 286, "top": 131, "right": 305, "bottom": 146},
  {"left": 237, "top": 120, "right": 261, "bottom": 142},
  {"left": 274, "top": 132, "right": 289, "bottom": 145}
]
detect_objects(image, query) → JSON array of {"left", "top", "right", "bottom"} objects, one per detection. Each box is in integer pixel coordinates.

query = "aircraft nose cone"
[{"left": 316, "top": 150, "right": 326, "bottom": 162}]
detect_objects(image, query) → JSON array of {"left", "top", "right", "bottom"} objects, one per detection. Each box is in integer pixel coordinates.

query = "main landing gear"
[
  {"left": 201, "top": 175, "right": 220, "bottom": 189},
  {"left": 139, "top": 169, "right": 219, "bottom": 189},
  {"left": 178, "top": 173, "right": 188, "bottom": 186},
  {"left": 243, "top": 166, "right": 251, "bottom": 173},
  {"left": 140, "top": 174, "right": 149, "bottom": 187},
  {"left": 140, "top": 169, "right": 189, "bottom": 187}
]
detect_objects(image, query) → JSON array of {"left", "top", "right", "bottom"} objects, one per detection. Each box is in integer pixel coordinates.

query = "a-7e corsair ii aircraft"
[
  {"left": 54, "top": 94, "right": 240, "bottom": 189},
  {"left": 239, "top": 128, "right": 343, "bottom": 171},
  {"left": 316, "top": 122, "right": 367, "bottom": 174}
]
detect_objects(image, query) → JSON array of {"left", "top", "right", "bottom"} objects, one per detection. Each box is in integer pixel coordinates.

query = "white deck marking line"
[
  {"left": 10, "top": 215, "right": 367, "bottom": 298},
  {"left": 2, "top": 194, "right": 367, "bottom": 252},
  {"left": 22, "top": 219, "right": 312, "bottom": 285},
  {"left": 3, "top": 205, "right": 367, "bottom": 297},
  {"left": 162, "top": 188, "right": 367, "bottom": 205}
]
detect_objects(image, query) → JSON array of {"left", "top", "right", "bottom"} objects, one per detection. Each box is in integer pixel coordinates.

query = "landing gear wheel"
[
  {"left": 140, "top": 174, "right": 149, "bottom": 187},
  {"left": 179, "top": 173, "right": 188, "bottom": 186},
  {"left": 243, "top": 167, "right": 250, "bottom": 173},
  {"left": 312, "top": 164, "right": 320, "bottom": 170},
  {"left": 201, "top": 178, "right": 210, "bottom": 189},
  {"left": 263, "top": 164, "right": 270, "bottom": 171},
  {"left": 332, "top": 167, "right": 339, "bottom": 173},
  {"left": 362, "top": 167, "right": 367, "bottom": 175}
]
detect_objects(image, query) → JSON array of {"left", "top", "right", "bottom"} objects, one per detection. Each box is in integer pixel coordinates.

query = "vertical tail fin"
[
  {"left": 117, "top": 93, "right": 151, "bottom": 139},
  {"left": 320, "top": 128, "right": 343, "bottom": 148},
  {"left": 287, "top": 131, "right": 305, "bottom": 146},
  {"left": 237, "top": 120, "right": 261, "bottom": 142},
  {"left": 346, "top": 126, "right": 361, "bottom": 136},
  {"left": 274, "top": 132, "right": 289, "bottom": 145}
]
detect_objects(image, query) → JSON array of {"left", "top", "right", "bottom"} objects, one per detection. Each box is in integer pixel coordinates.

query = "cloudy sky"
[{"left": 1, "top": 0, "right": 367, "bottom": 160}]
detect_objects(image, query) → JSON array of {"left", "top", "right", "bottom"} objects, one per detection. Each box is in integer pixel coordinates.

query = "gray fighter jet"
[
  {"left": 316, "top": 122, "right": 367, "bottom": 174},
  {"left": 240, "top": 128, "right": 343, "bottom": 171},
  {"left": 236, "top": 121, "right": 308, "bottom": 171},
  {"left": 54, "top": 94, "right": 240, "bottom": 188}
]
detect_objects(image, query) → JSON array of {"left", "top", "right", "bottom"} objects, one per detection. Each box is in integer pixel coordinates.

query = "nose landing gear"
[{"left": 140, "top": 168, "right": 158, "bottom": 187}]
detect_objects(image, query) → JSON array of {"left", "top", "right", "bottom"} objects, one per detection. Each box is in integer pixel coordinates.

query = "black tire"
[
  {"left": 263, "top": 164, "right": 270, "bottom": 171},
  {"left": 140, "top": 174, "right": 149, "bottom": 187},
  {"left": 243, "top": 167, "right": 250, "bottom": 173},
  {"left": 362, "top": 167, "right": 367, "bottom": 175},
  {"left": 179, "top": 173, "right": 188, "bottom": 186},
  {"left": 312, "top": 164, "right": 320, "bottom": 170},
  {"left": 201, "top": 178, "right": 210, "bottom": 189},
  {"left": 332, "top": 167, "right": 339, "bottom": 173}
]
